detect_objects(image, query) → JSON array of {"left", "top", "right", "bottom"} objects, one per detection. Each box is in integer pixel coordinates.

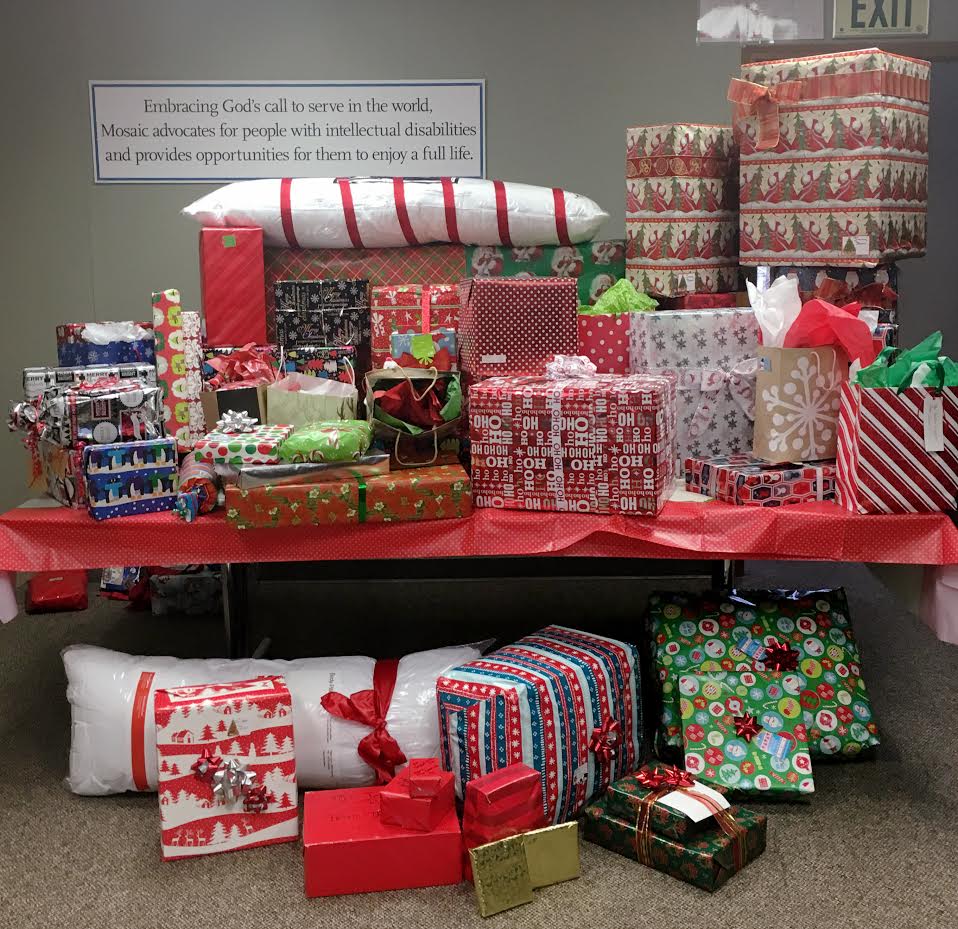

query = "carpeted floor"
[{"left": 2, "top": 562, "right": 957, "bottom": 929}]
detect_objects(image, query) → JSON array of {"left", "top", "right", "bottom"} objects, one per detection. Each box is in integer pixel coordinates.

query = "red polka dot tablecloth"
[{"left": 2, "top": 499, "right": 958, "bottom": 573}]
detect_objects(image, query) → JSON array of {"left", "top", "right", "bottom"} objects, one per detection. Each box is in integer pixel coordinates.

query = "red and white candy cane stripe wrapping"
[
  {"left": 183, "top": 177, "right": 607, "bottom": 249},
  {"left": 837, "top": 381, "right": 958, "bottom": 514}
]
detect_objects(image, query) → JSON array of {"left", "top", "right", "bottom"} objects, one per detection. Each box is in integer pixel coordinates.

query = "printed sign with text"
[{"left": 834, "top": 0, "right": 929, "bottom": 37}]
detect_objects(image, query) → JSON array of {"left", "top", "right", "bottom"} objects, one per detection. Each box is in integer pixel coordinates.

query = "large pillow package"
[
  {"left": 63, "top": 642, "right": 481, "bottom": 795},
  {"left": 183, "top": 177, "right": 608, "bottom": 248}
]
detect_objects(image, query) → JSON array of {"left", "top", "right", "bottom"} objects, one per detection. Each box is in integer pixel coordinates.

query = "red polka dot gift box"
[
  {"left": 458, "top": 277, "right": 577, "bottom": 378},
  {"left": 193, "top": 423, "right": 294, "bottom": 466},
  {"left": 576, "top": 314, "right": 631, "bottom": 375}
]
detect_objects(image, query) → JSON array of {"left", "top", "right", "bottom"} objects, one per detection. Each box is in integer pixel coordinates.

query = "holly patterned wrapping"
[
  {"left": 225, "top": 463, "right": 472, "bottom": 528},
  {"left": 685, "top": 454, "right": 836, "bottom": 506},
  {"left": 735, "top": 49, "right": 930, "bottom": 266},
  {"left": 200, "top": 227, "right": 267, "bottom": 346},
  {"left": 629, "top": 309, "right": 759, "bottom": 464},
  {"left": 23, "top": 363, "right": 156, "bottom": 403},
  {"left": 193, "top": 423, "right": 293, "bottom": 466},
  {"left": 370, "top": 284, "right": 460, "bottom": 369},
  {"left": 152, "top": 290, "right": 206, "bottom": 452},
  {"left": 458, "top": 278, "right": 578, "bottom": 378},
  {"left": 155, "top": 676, "right": 298, "bottom": 860},
  {"left": 469, "top": 373, "right": 676, "bottom": 516},
  {"left": 466, "top": 240, "right": 625, "bottom": 306},
  {"left": 437, "top": 625, "right": 643, "bottom": 825},
  {"left": 389, "top": 328, "right": 457, "bottom": 371},
  {"left": 680, "top": 670, "right": 815, "bottom": 797},
  {"left": 581, "top": 794, "right": 766, "bottom": 892},
  {"left": 83, "top": 438, "right": 179, "bottom": 520},
  {"left": 56, "top": 321, "right": 156, "bottom": 367},
  {"left": 648, "top": 589, "right": 879, "bottom": 759},
  {"left": 626, "top": 124, "right": 738, "bottom": 297},
  {"left": 576, "top": 315, "right": 631, "bottom": 375}
]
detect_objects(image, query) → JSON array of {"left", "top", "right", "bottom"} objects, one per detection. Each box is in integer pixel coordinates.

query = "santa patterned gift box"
[
  {"left": 437, "top": 625, "right": 643, "bottom": 825},
  {"left": 733, "top": 48, "right": 930, "bottom": 266},
  {"left": 629, "top": 308, "right": 759, "bottom": 465},
  {"left": 469, "top": 373, "right": 675, "bottom": 516},
  {"left": 685, "top": 454, "right": 836, "bottom": 506},
  {"left": 154, "top": 676, "right": 298, "bottom": 860},
  {"left": 370, "top": 284, "right": 460, "bottom": 367},
  {"left": 83, "top": 438, "right": 179, "bottom": 520},
  {"left": 194, "top": 423, "right": 294, "bottom": 466},
  {"left": 458, "top": 277, "right": 578, "bottom": 378},
  {"left": 466, "top": 240, "right": 625, "bottom": 306},
  {"left": 648, "top": 589, "right": 879, "bottom": 760}
]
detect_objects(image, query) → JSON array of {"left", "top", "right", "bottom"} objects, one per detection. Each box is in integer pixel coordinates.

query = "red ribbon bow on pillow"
[
  {"left": 728, "top": 77, "right": 803, "bottom": 150},
  {"left": 320, "top": 658, "right": 407, "bottom": 784},
  {"left": 589, "top": 718, "right": 621, "bottom": 763},
  {"left": 734, "top": 713, "right": 762, "bottom": 742},
  {"left": 762, "top": 640, "right": 800, "bottom": 672}
]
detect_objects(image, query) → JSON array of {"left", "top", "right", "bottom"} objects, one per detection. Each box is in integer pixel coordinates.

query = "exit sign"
[{"left": 834, "top": 0, "right": 929, "bottom": 37}]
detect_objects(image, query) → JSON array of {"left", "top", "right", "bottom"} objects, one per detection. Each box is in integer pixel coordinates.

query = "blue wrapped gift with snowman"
[{"left": 82, "top": 438, "right": 178, "bottom": 520}]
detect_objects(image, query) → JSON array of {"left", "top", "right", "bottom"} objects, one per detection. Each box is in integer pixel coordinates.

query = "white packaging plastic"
[
  {"left": 63, "top": 642, "right": 481, "bottom": 796},
  {"left": 182, "top": 177, "right": 608, "bottom": 248}
]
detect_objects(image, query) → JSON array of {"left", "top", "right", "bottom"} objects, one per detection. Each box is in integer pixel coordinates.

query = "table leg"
[{"left": 222, "top": 563, "right": 251, "bottom": 659}]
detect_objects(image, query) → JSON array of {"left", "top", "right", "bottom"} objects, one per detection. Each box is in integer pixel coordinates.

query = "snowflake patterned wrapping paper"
[
  {"left": 458, "top": 278, "right": 578, "bottom": 378},
  {"left": 83, "top": 438, "right": 179, "bottom": 520},
  {"left": 469, "top": 373, "right": 675, "bottom": 516},
  {"left": 437, "top": 625, "right": 643, "bottom": 825},
  {"left": 224, "top": 464, "right": 472, "bottom": 528},
  {"left": 649, "top": 589, "right": 879, "bottom": 759},
  {"left": 680, "top": 670, "right": 815, "bottom": 798},
  {"left": 685, "top": 454, "right": 836, "bottom": 506},
  {"left": 629, "top": 309, "right": 759, "bottom": 465},
  {"left": 466, "top": 241, "right": 625, "bottom": 306},
  {"left": 753, "top": 346, "right": 847, "bottom": 463},
  {"left": 155, "top": 676, "right": 298, "bottom": 860},
  {"left": 581, "top": 795, "right": 766, "bottom": 892},
  {"left": 626, "top": 124, "right": 738, "bottom": 297},
  {"left": 370, "top": 284, "right": 460, "bottom": 368},
  {"left": 734, "top": 49, "right": 930, "bottom": 267},
  {"left": 56, "top": 321, "right": 156, "bottom": 367},
  {"left": 193, "top": 423, "right": 294, "bottom": 466}
]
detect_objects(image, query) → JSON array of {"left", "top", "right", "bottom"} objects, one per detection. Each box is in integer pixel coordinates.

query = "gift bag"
[{"left": 266, "top": 373, "right": 358, "bottom": 428}]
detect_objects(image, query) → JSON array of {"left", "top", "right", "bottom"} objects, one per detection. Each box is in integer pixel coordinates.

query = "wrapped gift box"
[
  {"left": 466, "top": 240, "right": 625, "bottom": 306},
  {"left": 379, "top": 765, "right": 455, "bottom": 832},
  {"left": 648, "top": 589, "right": 879, "bottom": 759},
  {"left": 470, "top": 373, "right": 675, "bottom": 515},
  {"left": 389, "top": 328, "right": 457, "bottom": 371},
  {"left": 202, "top": 345, "right": 277, "bottom": 383},
  {"left": 200, "top": 227, "right": 267, "bottom": 345},
  {"left": 274, "top": 277, "right": 369, "bottom": 312},
  {"left": 200, "top": 385, "right": 268, "bottom": 430},
  {"left": 225, "top": 463, "right": 471, "bottom": 528},
  {"left": 735, "top": 49, "right": 929, "bottom": 266},
  {"left": 629, "top": 308, "right": 759, "bottom": 464},
  {"left": 303, "top": 786, "right": 462, "bottom": 897},
  {"left": 458, "top": 278, "right": 577, "bottom": 378},
  {"left": 281, "top": 345, "right": 357, "bottom": 383},
  {"left": 680, "top": 670, "right": 815, "bottom": 797},
  {"left": 56, "top": 321, "right": 155, "bottom": 367},
  {"left": 155, "top": 676, "right": 298, "bottom": 860},
  {"left": 437, "top": 626, "right": 643, "bottom": 824},
  {"left": 685, "top": 454, "right": 836, "bottom": 506},
  {"left": 582, "top": 794, "right": 766, "bottom": 892},
  {"left": 371, "top": 284, "right": 460, "bottom": 367},
  {"left": 194, "top": 423, "right": 293, "bottom": 466},
  {"left": 576, "top": 314, "right": 631, "bottom": 374},
  {"left": 83, "top": 438, "right": 179, "bottom": 520},
  {"left": 626, "top": 124, "right": 738, "bottom": 297},
  {"left": 22, "top": 363, "right": 156, "bottom": 402},
  {"left": 407, "top": 758, "right": 446, "bottom": 797},
  {"left": 30, "top": 438, "right": 86, "bottom": 508},
  {"left": 741, "top": 264, "right": 898, "bottom": 309}
]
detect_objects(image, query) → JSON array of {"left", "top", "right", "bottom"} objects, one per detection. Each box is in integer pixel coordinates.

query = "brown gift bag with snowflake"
[{"left": 753, "top": 346, "right": 847, "bottom": 463}]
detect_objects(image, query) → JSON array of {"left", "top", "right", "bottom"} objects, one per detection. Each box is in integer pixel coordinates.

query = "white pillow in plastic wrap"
[
  {"left": 182, "top": 177, "right": 609, "bottom": 248},
  {"left": 63, "top": 642, "right": 481, "bottom": 796}
]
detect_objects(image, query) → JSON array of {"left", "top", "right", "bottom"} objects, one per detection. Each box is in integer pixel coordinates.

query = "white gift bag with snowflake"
[{"left": 753, "top": 346, "right": 847, "bottom": 463}]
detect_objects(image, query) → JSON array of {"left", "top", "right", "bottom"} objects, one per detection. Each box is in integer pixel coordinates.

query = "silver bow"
[
  {"left": 212, "top": 759, "right": 257, "bottom": 804},
  {"left": 215, "top": 409, "right": 258, "bottom": 434}
]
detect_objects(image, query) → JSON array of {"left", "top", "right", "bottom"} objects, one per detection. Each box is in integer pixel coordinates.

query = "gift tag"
[
  {"left": 923, "top": 394, "right": 945, "bottom": 453},
  {"left": 682, "top": 272, "right": 697, "bottom": 292},
  {"left": 756, "top": 266, "right": 771, "bottom": 293},
  {"left": 843, "top": 235, "right": 871, "bottom": 257},
  {"left": 658, "top": 782, "right": 730, "bottom": 822}
]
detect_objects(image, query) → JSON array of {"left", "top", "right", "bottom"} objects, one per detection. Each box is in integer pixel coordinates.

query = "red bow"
[
  {"left": 728, "top": 77, "right": 803, "bottom": 150},
  {"left": 589, "top": 718, "right": 621, "bottom": 763},
  {"left": 206, "top": 343, "right": 278, "bottom": 390},
  {"left": 243, "top": 784, "right": 274, "bottom": 813},
  {"left": 635, "top": 765, "right": 695, "bottom": 791},
  {"left": 814, "top": 277, "right": 898, "bottom": 311},
  {"left": 762, "top": 640, "right": 799, "bottom": 672},
  {"left": 734, "top": 713, "right": 762, "bottom": 742},
  {"left": 320, "top": 658, "right": 407, "bottom": 784},
  {"left": 190, "top": 747, "right": 222, "bottom": 782}
]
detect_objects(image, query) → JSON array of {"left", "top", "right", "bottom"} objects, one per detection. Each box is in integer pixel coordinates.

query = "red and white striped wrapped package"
[{"left": 836, "top": 382, "right": 958, "bottom": 513}]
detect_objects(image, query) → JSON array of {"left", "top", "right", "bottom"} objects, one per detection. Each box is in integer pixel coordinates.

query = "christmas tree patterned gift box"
[
  {"left": 648, "top": 589, "right": 879, "bottom": 760},
  {"left": 194, "top": 423, "right": 294, "bottom": 466},
  {"left": 154, "top": 676, "right": 298, "bottom": 860},
  {"left": 680, "top": 669, "right": 815, "bottom": 798},
  {"left": 733, "top": 48, "right": 930, "bottom": 267},
  {"left": 83, "top": 438, "right": 179, "bottom": 520}
]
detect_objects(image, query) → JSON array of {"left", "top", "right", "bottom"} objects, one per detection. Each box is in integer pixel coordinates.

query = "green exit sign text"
[{"left": 834, "top": 0, "right": 929, "bottom": 37}]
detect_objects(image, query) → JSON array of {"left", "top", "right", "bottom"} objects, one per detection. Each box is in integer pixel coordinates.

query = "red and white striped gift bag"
[{"left": 836, "top": 382, "right": 958, "bottom": 514}]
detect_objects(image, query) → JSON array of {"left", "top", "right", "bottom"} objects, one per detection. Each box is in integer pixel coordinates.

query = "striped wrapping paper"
[
  {"left": 836, "top": 382, "right": 958, "bottom": 513},
  {"left": 436, "top": 625, "right": 642, "bottom": 825}
]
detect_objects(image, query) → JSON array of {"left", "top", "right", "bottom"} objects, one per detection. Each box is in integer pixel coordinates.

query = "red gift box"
[
  {"left": 304, "top": 787, "right": 462, "bottom": 897},
  {"left": 25, "top": 571, "right": 88, "bottom": 613},
  {"left": 200, "top": 227, "right": 267, "bottom": 346},
  {"left": 408, "top": 757, "right": 446, "bottom": 798},
  {"left": 576, "top": 314, "right": 631, "bottom": 374},
  {"left": 380, "top": 765, "right": 455, "bottom": 832},
  {"left": 458, "top": 278, "right": 577, "bottom": 378},
  {"left": 370, "top": 284, "right": 460, "bottom": 362}
]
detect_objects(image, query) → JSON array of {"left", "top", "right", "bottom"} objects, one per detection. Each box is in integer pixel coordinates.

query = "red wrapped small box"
[
  {"left": 458, "top": 277, "right": 577, "bottom": 377},
  {"left": 25, "top": 571, "right": 88, "bottom": 613},
  {"left": 370, "top": 283, "right": 460, "bottom": 368},
  {"left": 408, "top": 757, "right": 446, "bottom": 798},
  {"left": 379, "top": 765, "right": 455, "bottom": 832},
  {"left": 200, "top": 227, "right": 267, "bottom": 346},
  {"left": 304, "top": 787, "right": 462, "bottom": 897},
  {"left": 576, "top": 314, "right": 631, "bottom": 374}
]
